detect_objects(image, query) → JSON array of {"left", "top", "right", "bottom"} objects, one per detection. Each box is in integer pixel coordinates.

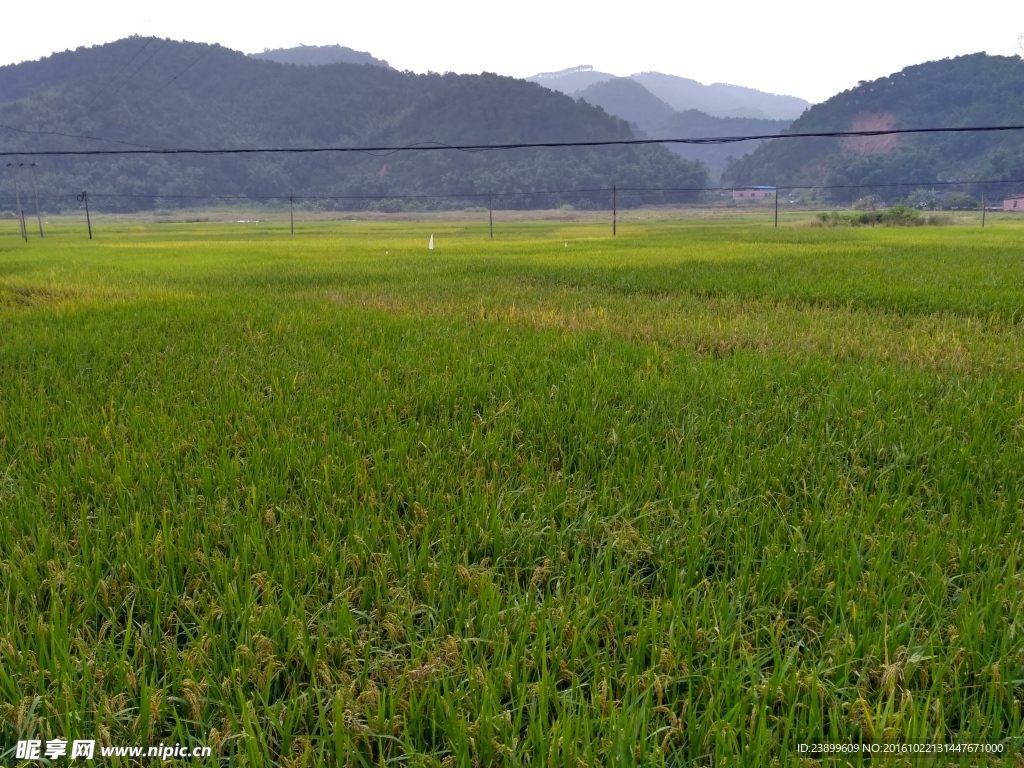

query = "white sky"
[{"left": 1, "top": 0, "right": 1019, "bottom": 104}]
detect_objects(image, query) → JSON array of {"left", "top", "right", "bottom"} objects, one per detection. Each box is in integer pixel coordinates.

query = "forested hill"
[
  {"left": 723, "top": 53, "right": 1024, "bottom": 202},
  {"left": 0, "top": 38, "right": 707, "bottom": 211}
]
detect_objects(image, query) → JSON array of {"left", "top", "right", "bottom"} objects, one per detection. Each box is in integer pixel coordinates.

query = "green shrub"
[
  {"left": 943, "top": 193, "right": 978, "bottom": 210},
  {"left": 882, "top": 203, "right": 921, "bottom": 225},
  {"left": 811, "top": 205, "right": 947, "bottom": 228}
]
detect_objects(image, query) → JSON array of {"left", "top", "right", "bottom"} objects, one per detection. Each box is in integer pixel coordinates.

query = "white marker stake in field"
[{"left": 428, "top": 235, "right": 434, "bottom": 250}]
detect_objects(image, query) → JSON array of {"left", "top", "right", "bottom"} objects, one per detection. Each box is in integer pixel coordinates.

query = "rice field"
[{"left": 1, "top": 216, "right": 1023, "bottom": 766}]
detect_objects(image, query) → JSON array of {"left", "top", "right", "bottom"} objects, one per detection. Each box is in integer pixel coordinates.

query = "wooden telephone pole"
[
  {"left": 6, "top": 163, "right": 27, "bottom": 242},
  {"left": 26, "top": 163, "right": 43, "bottom": 238},
  {"left": 612, "top": 185, "right": 617, "bottom": 235},
  {"left": 77, "top": 191, "right": 92, "bottom": 240}
]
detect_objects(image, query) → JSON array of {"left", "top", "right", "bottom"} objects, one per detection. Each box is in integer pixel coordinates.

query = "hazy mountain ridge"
[
  {"left": 722, "top": 53, "right": 1024, "bottom": 202},
  {"left": 571, "top": 77, "right": 790, "bottom": 181},
  {"left": 572, "top": 79, "right": 676, "bottom": 133},
  {"left": 249, "top": 44, "right": 390, "bottom": 68},
  {"left": 631, "top": 72, "right": 808, "bottom": 120},
  {"left": 528, "top": 65, "right": 810, "bottom": 120},
  {"left": 529, "top": 65, "right": 618, "bottom": 95},
  {"left": 0, "top": 38, "right": 708, "bottom": 211}
]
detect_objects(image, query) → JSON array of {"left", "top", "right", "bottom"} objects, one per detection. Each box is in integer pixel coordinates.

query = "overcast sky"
[{"left": 2, "top": 0, "right": 1019, "bottom": 103}]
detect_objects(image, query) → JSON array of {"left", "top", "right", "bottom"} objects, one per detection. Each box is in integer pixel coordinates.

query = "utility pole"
[
  {"left": 774, "top": 185, "right": 779, "bottom": 228},
  {"left": 612, "top": 184, "right": 617, "bottom": 236},
  {"left": 488, "top": 194, "right": 493, "bottom": 240},
  {"left": 289, "top": 194, "right": 294, "bottom": 235},
  {"left": 77, "top": 191, "right": 92, "bottom": 240},
  {"left": 6, "top": 163, "right": 27, "bottom": 242},
  {"left": 26, "top": 163, "right": 43, "bottom": 238},
  {"left": 981, "top": 190, "right": 986, "bottom": 228}
]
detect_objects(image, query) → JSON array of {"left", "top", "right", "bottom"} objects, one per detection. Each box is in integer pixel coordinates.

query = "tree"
[
  {"left": 906, "top": 189, "right": 940, "bottom": 210},
  {"left": 942, "top": 192, "right": 977, "bottom": 210}
]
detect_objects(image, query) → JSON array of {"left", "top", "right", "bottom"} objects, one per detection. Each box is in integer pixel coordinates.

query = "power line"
[
  {"left": 86, "top": 189, "right": 607, "bottom": 200},
  {"left": 142, "top": 47, "right": 215, "bottom": 102},
  {"left": 83, "top": 178, "right": 1024, "bottom": 199},
  {"left": 105, "top": 39, "right": 169, "bottom": 101},
  {"left": 83, "top": 37, "right": 154, "bottom": 109},
  {"left": 0, "top": 123, "right": 156, "bottom": 149},
  {"left": 3, "top": 124, "right": 1024, "bottom": 158},
  {"left": 618, "top": 179, "right": 1024, "bottom": 192}
]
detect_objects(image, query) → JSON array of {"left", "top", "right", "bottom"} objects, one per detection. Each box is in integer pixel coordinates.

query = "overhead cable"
[
  {"left": 83, "top": 37, "right": 154, "bottom": 108},
  {"left": 3, "top": 124, "right": 1024, "bottom": 158}
]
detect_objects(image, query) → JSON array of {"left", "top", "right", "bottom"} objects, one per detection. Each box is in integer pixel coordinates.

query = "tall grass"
[{"left": 1, "top": 219, "right": 1022, "bottom": 766}]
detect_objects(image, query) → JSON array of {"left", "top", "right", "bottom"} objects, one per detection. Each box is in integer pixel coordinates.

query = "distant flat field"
[{"left": 1, "top": 220, "right": 1023, "bottom": 766}]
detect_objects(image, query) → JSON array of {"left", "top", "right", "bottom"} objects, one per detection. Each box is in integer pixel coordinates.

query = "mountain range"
[
  {"left": 0, "top": 38, "right": 707, "bottom": 212},
  {"left": 2, "top": 42, "right": 1019, "bottom": 211},
  {"left": 526, "top": 65, "right": 810, "bottom": 120}
]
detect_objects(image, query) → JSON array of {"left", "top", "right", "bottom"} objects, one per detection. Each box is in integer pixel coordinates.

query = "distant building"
[
  {"left": 733, "top": 186, "right": 776, "bottom": 201},
  {"left": 1003, "top": 195, "right": 1024, "bottom": 211}
]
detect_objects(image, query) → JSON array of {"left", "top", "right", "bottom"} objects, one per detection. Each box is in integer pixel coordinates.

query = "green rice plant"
[{"left": 0, "top": 217, "right": 1022, "bottom": 766}]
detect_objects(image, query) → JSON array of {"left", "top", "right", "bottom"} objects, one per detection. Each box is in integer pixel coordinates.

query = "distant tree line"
[{"left": 0, "top": 38, "right": 708, "bottom": 212}]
